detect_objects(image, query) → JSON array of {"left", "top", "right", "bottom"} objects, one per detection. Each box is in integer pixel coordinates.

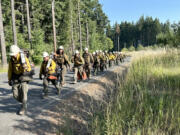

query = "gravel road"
[{"left": 0, "top": 57, "right": 131, "bottom": 135}]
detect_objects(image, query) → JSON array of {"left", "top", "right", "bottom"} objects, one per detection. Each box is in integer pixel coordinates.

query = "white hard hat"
[
  {"left": 96, "top": 50, "right": 99, "bottom": 53},
  {"left": 9, "top": 45, "right": 20, "bottom": 56},
  {"left": 99, "top": 50, "right": 102, "bottom": 53},
  {"left": 51, "top": 52, "right": 55, "bottom": 55},
  {"left": 43, "top": 52, "right": 49, "bottom": 58},
  {"left": 59, "top": 46, "right": 64, "bottom": 50},
  {"left": 93, "top": 52, "right": 95, "bottom": 55},
  {"left": 84, "top": 48, "right": 88, "bottom": 51},
  {"left": 75, "top": 50, "right": 79, "bottom": 54}
]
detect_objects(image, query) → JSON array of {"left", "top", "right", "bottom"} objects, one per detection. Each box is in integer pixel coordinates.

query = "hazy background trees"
[{"left": 108, "top": 16, "right": 180, "bottom": 50}]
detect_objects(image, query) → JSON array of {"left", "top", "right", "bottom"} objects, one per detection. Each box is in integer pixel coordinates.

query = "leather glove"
[
  {"left": 8, "top": 80, "right": 13, "bottom": 86},
  {"left": 39, "top": 75, "right": 42, "bottom": 80}
]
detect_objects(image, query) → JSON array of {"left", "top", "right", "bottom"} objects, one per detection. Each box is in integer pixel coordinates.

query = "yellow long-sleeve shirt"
[
  {"left": 39, "top": 59, "right": 56, "bottom": 76},
  {"left": 109, "top": 54, "right": 116, "bottom": 60},
  {"left": 8, "top": 53, "right": 31, "bottom": 81}
]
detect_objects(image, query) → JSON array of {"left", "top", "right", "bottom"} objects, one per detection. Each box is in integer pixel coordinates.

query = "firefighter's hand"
[
  {"left": 68, "top": 66, "right": 71, "bottom": 72},
  {"left": 39, "top": 75, "right": 42, "bottom": 80},
  {"left": 45, "top": 68, "right": 49, "bottom": 73},
  {"left": 23, "top": 64, "right": 28, "bottom": 70},
  {"left": 8, "top": 80, "right": 13, "bottom": 86},
  {"left": 70, "top": 67, "right": 73, "bottom": 72}
]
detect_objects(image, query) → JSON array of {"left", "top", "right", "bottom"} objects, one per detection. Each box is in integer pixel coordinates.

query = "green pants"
[
  {"left": 74, "top": 66, "right": 83, "bottom": 82},
  {"left": 116, "top": 59, "right": 120, "bottom": 65},
  {"left": 60, "top": 66, "right": 67, "bottom": 85},
  {"left": 109, "top": 60, "right": 113, "bottom": 67},
  {"left": 57, "top": 65, "right": 67, "bottom": 85},
  {"left": 93, "top": 63, "right": 99, "bottom": 75},
  {"left": 43, "top": 77, "right": 60, "bottom": 94},
  {"left": 84, "top": 64, "right": 91, "bottom": 79},
  {"left": 12, "top": 82, "right": 28, "bottom": 103}
]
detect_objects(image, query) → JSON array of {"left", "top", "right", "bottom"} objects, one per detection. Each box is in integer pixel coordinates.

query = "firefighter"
[
  {"left": 54, "top": 46, "right": 70, "bottom": 86},
  {"left": 109, "top": 52, "right": 116, "bottom": 67},
  {"left": 99, "top": 51, "right": 107, "bottom": 72},
  {"left": 104, "top": 51, "right": 109, "bottom": 69},
  {"left": 118, "top": 52, "right": 123, "bottom": 63},
  {"left": 93, "top": 51, "right": 100, "bottom": 75},
  {"left": 8, "top": 45, "right": 32, "bottom": 115},
  {"left": 115, "top": 52, "right": 120, "bottom": 65},
  {"left": 121, "top": 52, "right": 126, "bottom": 62},
  {"left": 39, "top": 52, "right": 61, "bottom": 98},
  {"left": 82, "top": 48, "right": 94, "bottom": 79},
  {"left": 71, "top": 50, "right": 84, "bottom": 84}
]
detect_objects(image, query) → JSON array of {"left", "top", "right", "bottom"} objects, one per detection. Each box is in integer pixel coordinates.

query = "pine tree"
[
  {"left": 52, "top": 0, "right": 56, "bottom": 52},
  {"left": 25, "top": 0, "right": 32, "bottom": 48},
  {"left": 11, "top": 0, "right": 17, "bottom": 45},
  {"left": 115, "top": 23, "right": 120, "bottom": 51},
  {"left": 78, "top": 0, "right": 82, "bottom": 52},
  {"left": 70, "top": 0, "right": 75, "bottom": 53},
  {"left": 0, "top": 0, "right": 7, "bottom": 67},
  {"left": 1, "top": 0, "right": 114, "bottom": 64}
]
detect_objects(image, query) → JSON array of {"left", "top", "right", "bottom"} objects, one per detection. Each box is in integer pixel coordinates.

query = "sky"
[{"left": 99, "top": 0, "right": 180, "bottom": 25}]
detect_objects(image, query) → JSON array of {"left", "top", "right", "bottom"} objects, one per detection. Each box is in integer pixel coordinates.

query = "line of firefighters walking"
[{"left": 7, "top": 45, "right": 126, "bottom": 115}]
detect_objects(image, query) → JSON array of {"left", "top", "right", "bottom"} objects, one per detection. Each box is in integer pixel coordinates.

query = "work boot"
[
  {"left": 57, "top": 90, "right": 61, "bottom": 95},
  {"left": 19, "top": 102, "right": 27, "bottom": 115},
  {"left": 56, "top": 87, "right": 61, "bottom": 95},
  {"left": 42, "top": 92, "right": 48, "bottom": 99},
  {"left": 94, "top": 70, "right": 97, "bottom": 76},
  {"left": 61, "top": 81, "right": 66, "bottom": 87},
  {"left": 73, "top": 80, "right": 77, "bottom": 84},
  {"left": 73, "top": 77, "right": 77, "bottom": 84},
  {"left": 88, "top": 74, "right": 91, "bottom": 80}
]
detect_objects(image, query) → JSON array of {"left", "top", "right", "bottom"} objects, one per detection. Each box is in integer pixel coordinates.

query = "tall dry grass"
[{"left": 92, "top": 49, "right": 180, "bottom": 135}]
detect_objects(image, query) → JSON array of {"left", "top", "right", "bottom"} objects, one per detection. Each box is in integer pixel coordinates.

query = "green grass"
[
  {"left": 91, "top": 50, "right": 180, "bottom": 135},
  {"left": 0, "top": 68, "right": 7, "bottom": 73}
]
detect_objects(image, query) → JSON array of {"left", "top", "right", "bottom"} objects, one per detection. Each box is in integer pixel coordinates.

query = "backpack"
[{"left": 11, "top": 51, "right": 34, "bottom": 82}]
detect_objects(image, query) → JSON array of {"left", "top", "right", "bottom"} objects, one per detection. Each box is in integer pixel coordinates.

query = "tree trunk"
[
  {"left": 115, "top": 24, "right": 120, "bottom": 51},
  {"left": 0, "top": 0, "right": 7, "bottom": 67},
  {"left": 26, "top": 0, "right": 32, "bottom": 49},
  {"left": 52, "top": 0, "right": 57, "bottom": 52},
  {"left": 118, "top": 35, "right": 119, "bottom": 51},
  {"left": 114, "top": 34, "right": 116, "bottom": 50},
  {"left": 77, "top": 0, "right": 82, "bottom": 52},
  {"left": 86, "top": 19, "right": 89, "bottom": 48},
  {"left": 70, "top": 0, "right": 75, "bottom": 53},
  {"left": 71, "top": 23, "right": 75, "bottom": 53},
  {"left": 21, "top": 4, "right": 24, "bottom": 33},
  {"left": 11, "top": 0, "right": 17, "bottom": 45}
]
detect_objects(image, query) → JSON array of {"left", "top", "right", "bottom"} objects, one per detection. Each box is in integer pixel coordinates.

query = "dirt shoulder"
[{"left": 42, "top": 58, "right": 132, "bottom": 135}]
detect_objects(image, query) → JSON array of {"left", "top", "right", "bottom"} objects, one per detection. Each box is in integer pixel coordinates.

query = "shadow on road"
[{"left": 0, "top": 58, "right": 131, "bottom": 135}]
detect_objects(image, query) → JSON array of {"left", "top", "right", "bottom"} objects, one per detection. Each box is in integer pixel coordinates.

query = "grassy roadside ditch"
[{"left": 91, "top": 50, "right": 180, "bottom": 135}]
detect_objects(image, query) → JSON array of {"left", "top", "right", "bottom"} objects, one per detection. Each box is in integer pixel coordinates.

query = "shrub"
[
  {"left": 128, "top": 45, "right": 135, "bottom": 51},
  {"left": 32, "top": 55, "right": 42, "bottom": 65},
  {"left": 136, "top": 44, "right": 144, "bottom": 51},
  {"left": 121, "top": 47, "right": 128, "bottom": 52}
]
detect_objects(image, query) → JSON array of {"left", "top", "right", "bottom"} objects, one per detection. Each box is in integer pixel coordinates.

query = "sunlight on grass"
[
  {"left": 152, "top": 67, "right": 180, "bottom": 80},
  {"left": 92, "top": 49, "right": 180, "bottom": 135}
]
